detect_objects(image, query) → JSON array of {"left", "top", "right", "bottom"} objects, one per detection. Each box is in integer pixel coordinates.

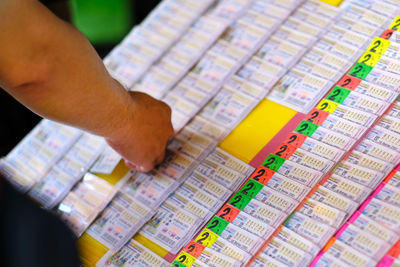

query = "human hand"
[{"left": 105, "top": 91, "right": 173, "bottom": 172}]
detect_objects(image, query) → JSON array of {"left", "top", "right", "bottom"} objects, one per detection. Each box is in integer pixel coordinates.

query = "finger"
[
  {"left": 155, "top": 150, "right": 166, "bottom": 166},
  {"left": 124, "top": 160, "right": 137, "bottom": 171}
]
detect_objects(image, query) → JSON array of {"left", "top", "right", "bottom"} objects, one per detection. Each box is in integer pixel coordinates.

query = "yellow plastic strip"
[
  {"left": 319, "top": 0, "right": 343, "bottom": 6},
  {"left": 133, "top": 233, "right": 169, "bottom": 258}
]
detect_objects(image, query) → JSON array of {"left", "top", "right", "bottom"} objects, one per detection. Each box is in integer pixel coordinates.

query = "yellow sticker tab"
[
  {"left": 175, "top": 251, "right": 197, "bottom": 267},
  {"left": 317, "top": 99, "right": 339, "bottom": 113},
  {"left": 358, "top": 51, "right": 382, "bottom": 67},
  {"left": 195, "top": 228, "right": 219, "bottom": 247},
  {"left": 389, "top": 16, "right": 400, "bottom": 31},
  {"left": 367, "top": 37, "right": 391, "bottom": 55}
]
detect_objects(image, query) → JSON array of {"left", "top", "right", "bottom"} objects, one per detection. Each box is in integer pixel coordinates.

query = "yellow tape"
[
  {"left": 318, "top": 0, "right": 343, "bottom": 6},
  {"left": 78, "top": 233, "right": 109, "bottom": 267},
  {"left": 133, "top": 233, "right": 169, "bottom": 258},
  {"left": 92, "top": 160, "right": 129, "bottom": 185}
]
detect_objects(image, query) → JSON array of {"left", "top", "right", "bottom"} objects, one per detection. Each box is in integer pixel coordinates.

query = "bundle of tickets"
[
  {"left": 57, "top": 173, "right": 116, "bottom": 236},
  {"left": 0, "top": 120, "right": 81, "bottom": 192}
]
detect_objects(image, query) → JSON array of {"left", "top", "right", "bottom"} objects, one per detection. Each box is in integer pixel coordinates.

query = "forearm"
[{"left": 0, "top": 0, "right": 132, "bottom": 139}]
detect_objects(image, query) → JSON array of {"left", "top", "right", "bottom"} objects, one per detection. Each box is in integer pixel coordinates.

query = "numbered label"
[
  {"left": 262, "top": 154, "right": 286, "bottom": 171},
  {"left": 273, "top": 143, "right": 296, "bottom": 159},
  {"left": 195, "top": 229, "right": 219, "bottom": 247},
  {"left": 216, "top": 204, "right": 241, "bottom": 222},
  {"left": 336, "top": 75, "right": 362, "bottom": 90},
  {"left": 171, "top": 260, "right": 186, "bottom": 267},
  {"left": 358, "top": 51, "right": 381, "bottom": 67},
  {"left": 228, "top": 192, "right": 253, "bottom": 210},
  {"left": 281, "top": 133, "right": 308, "bottom": 149},
  {"left": 295, "top": 120, "right": 319, "bottom": 137},
  {"left": 390, "top": 16, "right": 400, "bottom": 31},
  {"left": 305, "top": 108, "right": 330, "bottom": 125},
  {"left": 183, "top": 241, "right": 205, "bottom": 258},
  {"left": 381, "top": 29, "right": 395, "bottom": 39},
  {"left": 348, "top": 63, "right": 373, "bottom": 80},
  {"left": 367, "top": 37, "right": 390, "bottom": 55},
  {"left": 206, "top": 216, "right": 230, "bottom": 235},
  {"left": 238, "top": 179, "right": 264, "bottom": 198},
  {"left": 326, "top": 86, "right": 351, "bottom": 104},
  {"left": 249, "top": 166, "right": 275, "bottom": 185},
  {"left": 175, "top": 251, "right": 197, "bottom": 266}
]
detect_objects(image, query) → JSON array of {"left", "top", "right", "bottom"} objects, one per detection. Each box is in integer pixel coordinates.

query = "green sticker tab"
[
  {"left": 228, "top": 192, "right": 252, "bottom": 210},
  {"left": 238, "top": 179, "right": 264, "bottom": 198},
  {"left": 326, "top": 86, "right": 352, "bottom": 103},
  {"left": 295, "top": 121, "right": 319, "bottom": 137},
  {"left": 283, "top": 211, "right": 296, "bottom": 226},
  {"left": 171, "top": 260, "right": 186, "bottom": 267},
  {"left": 262, "top": 154, "right": 286, "bottom": 171},
  {"left": 348, "top": 63, "right": 373, "bottom": 80},
  {"left": 206, "top": 216, "right": 229, "bottom": 235}
]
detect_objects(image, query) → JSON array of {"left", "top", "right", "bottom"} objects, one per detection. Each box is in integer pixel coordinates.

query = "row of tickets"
[
  {"left": 57, "top": 173, "right": 116, "bottom": 236},
  {"left": 255, "top": 14, "right": 400, "bottom": 267},
  {"left": 0, "top": 120, "right": 82, "bottom": 192},
  {"left": 315, "top": 169, "right": 400, "bottom": 267},
  {"left": 104, "top": 0, "right": 216, "bottom": 87},
  {"left": 268, "top": 0, "right": 399, "bottom": 114}
]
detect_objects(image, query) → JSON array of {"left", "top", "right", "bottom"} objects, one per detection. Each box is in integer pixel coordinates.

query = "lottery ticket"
[
  {"left": 186, "top": 116, "right": 228, "bottom": 141},
  {"left": 221, "top": 21, "right": 268, "bottom": 52},
  {"left": 175, "top": 184, "right": 223, "bottom": 213},
  {"left": 315, "top": 37, "right": 362, "bottom": 61},
  {"left": 342, "top": 5, "right": 390, "bottom": 27},
  {"left": 304, "top": 47, "right": 353, "bottom": 71},
  {"left": 276, "top": 159, "right": 324, "bottom": 186},
  {"left": 388, "top": 100, "right": 400, "bottom": 119},
  {"left": 243, "top": 198, "right": 287, "bottom": 228},
  {"left": 156, "top": 150, "right": 196, "bottom": 180},
  {"left": 339, "top": 91, "right": 390, "bottom": 115},
  {"left": 388, "top": 171, "right": 400, "bottom": 188},
  {"left": 166, "top": 193, "right": 214, "bottom": 220},
  {"left": 314, "top": 253, "right": 349, "bottom": 267},
  {"left": 347, "top": 151, "right": 394, "bottom": 173},
  {"left": 366, "top": 125, "right": 400, "bottom": 151},
  {"left": 194, "top": 159, "right": 246, "bottom": 191},
  {"left": 196, "top": 247, "right": 242, "bottom": 267},
  {"left": 140, "top": 202, "right": 203, "bottom": 253},
  {"left": 215, "top": 223, "right": 264, "bottom": 254},
  {"left": 325, "top": 25, "right": 372, "bottom": 48},
  {"left": 261, "top": 237, "right": 313, "bottom": 266},
  {"left": 275, "top": 25, "right": 318, "bottom": 48},
  {"left": 301, "top": 0, "right": 340, "bottom": 18},
  {"left": 320, "top": 114, "right": 368, "bottom": 138},
  {"left": 332, "top": 103, "right": 379, "bottom": 127},
  {"left": 207, "top": 236, "right": 252, "bottom": 263},
  {"left": 334, "top": 161, "right": 385, "bottom": 188},
  {"left": 250, "top": 2, "right": 291, "bottom": 20},
  {"left": 207, "top": 148, "right": 255, "bottom": 176},
  {"left": 300, "top": 198, "right": 347, "bottom": 228},
  {"left": 325, "top": 240, "right": 377, "bottom": 267},
  {"left": 363, "top": 68, "right": 400, "bottom": 92},
  {"left": 167, "top": 138, "right": 209, "bottom": 160},
  {"left": 175, "top": 128, "right": 217, "bottom": 149},
  {"left": 192, "top": 53, "right": 236, "bottom": 85},
  {"left": 337, "top": 223, "right": 391, "bottom": 259},
  {"left": 335, "top": 17, "right": 382, "bottom": 37},
  {"left": 121, "top": 170, "right": 177, "bottom": 207},
  {"left": 293, "top": 7, "right": 333, "bottom": 28},
  {"left": 252, "top": 254, "right": 287, "bottom": 267},
  {"left": 287, "top": 148, "right": 335, "bottom": 173},
  {"left": 352, "top": 80, "right": 398, "bottom": 102},
  {"left": 55, "top": 156, "right": 87, "bottom": 178},
  {"left": 225, "top": 75, "right": 266, "bottom": 99},
  {"left": 231, "top": 210, "right": 275, "bottom": 238},
  {"left": 300, "top": 137, "right": 345, "bottom": 162},
  {"left": 163, "top": 93, "right": 199, "bottom": 118},
  {"left": 246, "top": 58, "right": 286, "bottom": 78},
  {"left": 310, "top": 126, "right": 357, "bottom": 150},
  {"left": 283, "top": 17, "right": 324, "bottom": 37},
  {"left": 374, "top": 56, "right": 400, "bottom": 77},
  {"left": 276, "top": 226, "right": 321, "bottom": 257},
  {"left": 236, "top": 66, "right": 282, "bottom": 89},
  {"left": 311, "top": 185, "right": 359, "bottom": 214},
  {"left": 324, "top": 175, "right": 372, "bottom": 203},
  {"left": 378, "top": 115, "right": 400, "bottom": 136},
  {"left": 169, "top": 83, "right": 209, "bottom": 106},
  {"left": 346, "top": 0, "right": 400, "bottom": 17},
  {"left": 293, "top": 59, "right": 344, "bottom": 81},
  {"left": 265, "top": 173, "right": 311, "bottom": 200},
  {"left": 254, "top": 185, "right": 299, "bottom": 213},
  {"left": 185, "top": 171, "right": 233, "bottom": 202},
  {"left": 350, "top": 212, "right": 398, "bottom": 244},
  {"left": 208, "top": 40, "right": 248, "bottom": 63},
  {"left": 375, "top": 184, "right": 400, "bottom": 208},
  {"left": 362, "top": 198, "right": 400, "bottom": 233},
  {"left": 284, "top": 211, "right": 336, "bottom": 247},
  {"left": 97, "top": 239, "right": 169, "bottom": 267},
  {"left": 239, "top": 10, "right": 281, "bottom": 31}
]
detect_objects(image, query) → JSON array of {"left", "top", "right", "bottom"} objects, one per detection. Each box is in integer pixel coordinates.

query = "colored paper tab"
[
  {"left": 390, "top": 16, "right": 400, "bottom": 31},
  {"left": 295, "top": 120, "right": 319, "bottom": 136},
  {"left": 326, "top": 86, "right": 352, "bottom": 104},
  {"left": 336, "top": 74, "right": 362, "bottom": 90},
  {"left": 175, "top": 251, "right": 197, "bottom": 267},
  {"left": 183, "top": 241, "right": 205, "bottom": 258},
  {"left": 281, "top": 132, "right": 307, "bottom": 148},
  {"left": 171, "top": 260, "right": 186, "bottom": 267},
  {"left": 317, "top": 99, "right": 339, "bottom": 113},
  {"left": 238, "top": 179, "right": 264, "bottom": 198},
  {"left": 348, "top": 63, "right": 373, "bottom": 80},
  {"left": 249, "top": 166, "right": 275, "bottom": 185},
  {"left": 305, "top": 108, "right": 330, "bottom": 125},
  {"left": 206, "top": 216, "right": 230, "bottom": 236},
  {"left": 381, "top": 29, "right": 395, "bottom": 39},
  {"left": 367, "top": 37, "right": 390, "bottom": 55},
  {"left": 273, "top": 143, "right": 297, "bottom": 159},
  {"left": 358, "top": 51, "right": 381, "bottom": 67},
  {"left": 216, "top": 204, "right": 241, "bottom": 222},
  {"left": 228, "top": 192, "right": 253, "bottom": 210},
  {"left": 262, "top": 154, "right": 286, "bottom": 171},
  {"left": 195, "top": 229, "right": 219, "bottom": 247}
]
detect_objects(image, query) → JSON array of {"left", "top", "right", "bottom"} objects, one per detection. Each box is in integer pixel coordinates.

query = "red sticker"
[
  {"left": 249, "top": 166, "right": 275, "bottom": 184},
  {"left": 305, "top": 108, "right": 330, "bottom": 126},
  {"left": 281, "top": 132, "right": 307, "bottom": 149},
  {"left": 336, "top": 75, "right": 362, "bottom": 90},
  {"left": 216, "top": 204, "right": 241, "bottom": 223},
  {"left": 381, "top": 29, "right": 395, "bottom": 39},
  {"left": 183, "top": 241, "right": 205, "bottom": 258},
  {"left": 273, "top": 143, "right": 296, "bottom": 159}
]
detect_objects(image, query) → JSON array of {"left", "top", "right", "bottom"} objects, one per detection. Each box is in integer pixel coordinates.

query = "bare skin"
[{"left": 0, "top": 0, "right": 173, "bottom": 172}]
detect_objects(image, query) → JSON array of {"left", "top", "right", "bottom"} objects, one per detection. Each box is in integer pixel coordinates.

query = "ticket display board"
[{"left": 3, "top": 0, "right": 400, "bottom": 266}]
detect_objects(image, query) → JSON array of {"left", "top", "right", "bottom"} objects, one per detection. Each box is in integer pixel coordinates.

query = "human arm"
[{"left": 0, "top": 0, "right": 173, "bottom": 172}]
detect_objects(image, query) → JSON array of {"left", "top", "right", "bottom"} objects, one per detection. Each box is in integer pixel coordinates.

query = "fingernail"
[
  {"left": 125, "top": 161, "right": 136, "bottom": 170},
  {"left": 138, "top": 166, "right": 146, "bottom": 172}
]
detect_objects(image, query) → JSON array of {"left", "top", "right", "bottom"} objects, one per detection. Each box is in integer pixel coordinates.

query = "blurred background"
[{"left": 0, "top": 0, "right": 160, "bottom": 156}]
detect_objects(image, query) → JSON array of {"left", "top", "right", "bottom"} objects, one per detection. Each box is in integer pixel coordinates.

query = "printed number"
[
  {"left": 230, "top": 195, "right": 242, "bottom": 206},
  {"left": 351, "top": 65, "right": 363, "bottom": 76},
  {"left": 393, "top": 18, "right": 400, "bottom": 30},
  {"left": 208, "top": 219, "right": 219, "bottom": 230},
  {"left": 275, "top": 145, "right": 288, "bottom": 157},
  {"left": 242, "top": 182, "right": 255, "bottom": 195},
  {"left": 219, "top": 207, "right": 231, "bottom": 220},
  {"left": 173, "top": 264, "right": 180, "bottom": 267},
  {"left": 370, "top": 40, "right": 381, "bottom": 53},
  {"left": 297, "top": 123, "right": 309, "bottom": 133},
  {"left": 328, "top": 89, "right": 341, "bottom": 101},
  {"left": 320, "top": 102, "right": 329, "bottom": 110},
  {"left": 361, "top": 54, "right": 371, "bottom": 64},
  {"left": 385, "top": 31, "right": 394, "bottom": 39},
  {"left": 264, "top": 157, "right": 275, "bottom": 168},
  {"left": 287, "top": 135, "right": 297, "bottom": 144},
  {"left": 186, "top": 244, "right": 196, "bottom": 253},
  {"left": 340, "top": 78, "right": 352, "bottom": 87},
  {"left": 197, "top": 232, "right": 209, "bottom": 245},
  {"left": 252, "top": 168, "right": 265, "bottom": 181},
  {"left": 308, "top": 111, "right": 319, "bottom": 122},
  {"left": 178, "top": 255, "right": 187, "bottom": 263}
]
